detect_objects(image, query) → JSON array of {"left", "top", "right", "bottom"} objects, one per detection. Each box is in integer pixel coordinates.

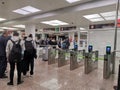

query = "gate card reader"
[{"left": 106, "top": 46, "right": 111, "bottom": 54}]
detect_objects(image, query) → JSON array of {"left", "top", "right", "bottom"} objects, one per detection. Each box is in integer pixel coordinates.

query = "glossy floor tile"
[{"left": 0, "top": 57, "right": 119, "bottom": 90}]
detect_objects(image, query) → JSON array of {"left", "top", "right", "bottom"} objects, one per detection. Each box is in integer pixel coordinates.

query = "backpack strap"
[{"left": 11, "top": 39, "right": 21, "bottom": 44}]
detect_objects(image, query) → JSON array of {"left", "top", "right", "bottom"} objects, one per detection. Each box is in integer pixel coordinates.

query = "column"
[
  {"left": 69, "top": 32, "right": 75, "bottom": 49},
  {"left": 41, "top": 33, "right": 45, "bottom": 40},
  {"left": 77, "top": 30, "right": 80, "bottom": 50},
  {"left": 25, "top": 24, "right": 36, "bottom": 40}
]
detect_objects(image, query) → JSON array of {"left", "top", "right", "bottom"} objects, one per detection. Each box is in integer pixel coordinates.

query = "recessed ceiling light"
[
  {"left": 66, "top": 0, "right": 81, "bottom": 3},
  {"left": 13, "top": 9, "right": 30, "bottom": 15},
  {"left": 13, "top": 25, "right": 25, "bottom": 28},
  {"left": 0, "top": 27, "right": 17, "bottom": 30},
  {"left": 89, "top": 18, "right": 104, "bottom": 22},
  {"left": 13, "top": 6, "right": 41, "bottom": 15},
  {"left": 0, "top": 29, "right": 4, "bottom": 31},
  {"left": 80, "top": 27, "right": 85, "bottom": 30},
  {"left": 41, "top": 20, "right": 69, "bottom": 26},
  {"left": 100, "top": 11, "right": 120, "bottom": 17},
  {"left": 83, "top": 14, "right": 101, "bottom": 19},
  {"left": 21, "top": 6, "right": 41, "bottom": 13},
  {"left": 104, "top": 16, "right": 120, "bottom": 20},
  {"left": 0, "top": 18, "right": 6, "bottom": 21},
  {"left": 104, "top": 17, "right": 116, "bottom": 20},
  {"left": 80, "top": 31, "right": 88, "bottom": 32}
]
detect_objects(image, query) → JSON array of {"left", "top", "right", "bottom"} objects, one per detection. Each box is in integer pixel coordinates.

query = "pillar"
[
  {"left": 69, "top": 32, "right": 75, "bottom": 49},
  {"left": 25, "top": 24, "right": 36, "bottom": 40}
]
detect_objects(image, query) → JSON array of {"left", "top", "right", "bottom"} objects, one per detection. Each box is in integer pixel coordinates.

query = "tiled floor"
[{"left": 0, "top": 57, "right": 119, "bottom": 90}]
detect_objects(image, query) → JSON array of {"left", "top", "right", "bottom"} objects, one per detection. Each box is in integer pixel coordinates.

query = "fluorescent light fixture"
[
  {"left": 66, "top": 0, "right": 81, "bottom": 3},
  {"left": 80, "top": 27, "right": 85, "bottom": 30},
  {"left": 100, "top": 11, "right": 116, "bottom": 17},
  {"left": 0, "top": 27, "right": 17, "bottom": 30},
  {"left": 89, "top": 18, "right": 104, "bottom": 22},
  {"left": 22, "top": 6, "right": 41, "bottom": 13},
  {"left": 13, "top": 9, "right": 30, "bottom": 15},
  {"left": 80, "top": 31, "right": 88, "bottom": 32},
  {"left": 41, "top": 20, "right": 69, "bottom": 26},
  {"left": 13, "top": 6, "right": 41, "bottom": 15},
  {"left": 83, "top": 14, "right": 101, "bottom": 19},
  {"left": 104, "top": 16, "right": 120, "bottom": 20},
  {"left": 0, "top": 18, "right": 6, "bottom": 21},
  {"left": 13, "top": 25, "right": 25, "bottom": 28},
  {"left": 104, "top": 17, "right": 115, "bottom": 20},
  {"left": 0, "top": 29, "right": 4, "bottom": 31}
]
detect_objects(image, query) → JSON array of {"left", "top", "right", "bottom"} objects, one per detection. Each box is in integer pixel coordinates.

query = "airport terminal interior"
[{"left": 0, "top": 0, "right": 120, "bottom": 90}]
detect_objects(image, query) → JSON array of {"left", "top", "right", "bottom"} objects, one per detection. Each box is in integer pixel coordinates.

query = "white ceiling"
[{"left": 0, "top": 0, "right": 118, "bottom": 29}]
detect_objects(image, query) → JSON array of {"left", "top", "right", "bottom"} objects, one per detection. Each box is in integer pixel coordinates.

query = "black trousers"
[
  {"left": 0, "top": 56, "right": 7, "bottom": 77},
  {"left": 26, "top": 58, "right": 34, "bottom": 73},
  {"left": 9, "top": 62, "right": 22, "bottom": 83}
]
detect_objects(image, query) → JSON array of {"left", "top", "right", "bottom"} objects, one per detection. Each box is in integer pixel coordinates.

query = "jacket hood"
[{"left": 26, "top": 37, "right": 33, "bottom": 41}]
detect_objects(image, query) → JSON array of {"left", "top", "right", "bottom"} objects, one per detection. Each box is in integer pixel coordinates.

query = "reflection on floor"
[{"left": 0, "top": 58, "right": 119, "bottom": 90}]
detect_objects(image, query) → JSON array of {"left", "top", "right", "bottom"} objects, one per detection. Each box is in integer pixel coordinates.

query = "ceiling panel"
[{"left": 0, "top": 0, "right": 94, "bottom": 20}]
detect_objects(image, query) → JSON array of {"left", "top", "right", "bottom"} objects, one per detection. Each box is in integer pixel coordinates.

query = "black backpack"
[
  {"left": 9, "top": 39, "right": 22, "bottom": 62},
  {"left": 25, "top": 40, "right": 34, "bottom": 56}
]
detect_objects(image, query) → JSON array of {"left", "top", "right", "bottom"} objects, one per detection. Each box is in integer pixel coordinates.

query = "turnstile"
[
  {"left": 103, "top": 52, "right": 114, "bottom": 79},
  {"left": 58, "top": 49, "right": 67, "bottom": 67},
  {"left": 70, "top": 50, "right": 85, "bottom": 70},
  {"left": 48, "top": 48, "right": 56, "bottom": 65},
  {"left": 114, "top": 63, "right": 120, "bottom": 90},
  {"left": 84, "top": 51, "right": 98, "bottom": 74}
]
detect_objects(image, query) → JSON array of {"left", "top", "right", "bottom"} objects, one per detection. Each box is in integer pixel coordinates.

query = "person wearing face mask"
[{"left": 6, "top": 31, "right": 24, "bottom": 85}]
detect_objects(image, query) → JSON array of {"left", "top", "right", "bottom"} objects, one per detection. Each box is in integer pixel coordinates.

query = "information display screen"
[
  {"left": 106, "top": 46, "right": 111, "bottom": 54},
  {"left": 88, "top": 45, "right": 93, "bottom": 52}
]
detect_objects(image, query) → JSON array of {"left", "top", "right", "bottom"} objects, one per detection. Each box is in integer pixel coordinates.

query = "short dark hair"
[
  {"left": 28, "top": 34, "right": 33, "bottom": 38},
  {"left": 2, "top": 30, "right": 7, "bottom": 35},
  {"left": 13, "top": 31, "right": 19, "bottom": 36}
]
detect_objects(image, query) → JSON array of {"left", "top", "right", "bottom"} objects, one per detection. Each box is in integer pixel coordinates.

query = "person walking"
[
  {"left": 23, "top": 34, "right": 36, "bottom": 76},
  {"left": 6, "top": 31, "right": 24, "bottom": 85}
]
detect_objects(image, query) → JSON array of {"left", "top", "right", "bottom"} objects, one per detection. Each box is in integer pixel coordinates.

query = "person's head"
[
  {"left": 28, "top": 34, "right": 33, "bottom": 38},
  {"left": 13, "top": 31, "right": 19, "bottom": 36},
  {"left": 2, "top": 30, "right": 8, "bottom": 37}
]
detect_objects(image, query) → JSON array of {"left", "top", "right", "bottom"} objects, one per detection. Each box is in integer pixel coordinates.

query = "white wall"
[{"left": 88, "top": 29, "right": 120, "bottom": 56}]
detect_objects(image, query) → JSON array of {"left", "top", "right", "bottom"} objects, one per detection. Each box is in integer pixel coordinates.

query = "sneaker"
[
  {"left": 17, "top": 81, "right": 24, "bottom": 85},
  {"left": 7, "top": 82, "right": 13, "bottom": 85}
]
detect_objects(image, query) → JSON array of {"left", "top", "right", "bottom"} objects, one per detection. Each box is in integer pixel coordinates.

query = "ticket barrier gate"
[
  {"left": 84, "top": 51, "right": 98, "bottom": 74},
  {"left": 103, "top": 52, "right": 114, "bottom": 79},
  {"left": 58, "top": 49, "right": 68, "bottom": 67},
  {"left": 70, "top": 50, "right": 85, "bottom": 70},
  {"left": 114, "top": 63, "right": 120, "bottom": 90},
  {"left": 48, "top": 48, "right": 56, "bottom": 65}
]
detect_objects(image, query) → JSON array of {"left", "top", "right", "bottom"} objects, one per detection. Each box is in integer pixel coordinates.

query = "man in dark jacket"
[{"left": 0, "top": 31, "right": 8, "bottom": 78}]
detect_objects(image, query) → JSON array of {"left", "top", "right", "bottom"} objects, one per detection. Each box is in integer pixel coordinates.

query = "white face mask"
[{"left": 12, "top": 36, "right": 19, "bottom": 41}]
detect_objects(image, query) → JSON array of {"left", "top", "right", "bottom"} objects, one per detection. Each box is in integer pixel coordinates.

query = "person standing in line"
[
  {"left": 6, "top": 31, "right": 24, "bottom": 85},
  {"left": 23, "top": 34, "right": 36, "bottom": 76},
  {"left": 0, "top": 31, "right": 8, "bottom": 79}
]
